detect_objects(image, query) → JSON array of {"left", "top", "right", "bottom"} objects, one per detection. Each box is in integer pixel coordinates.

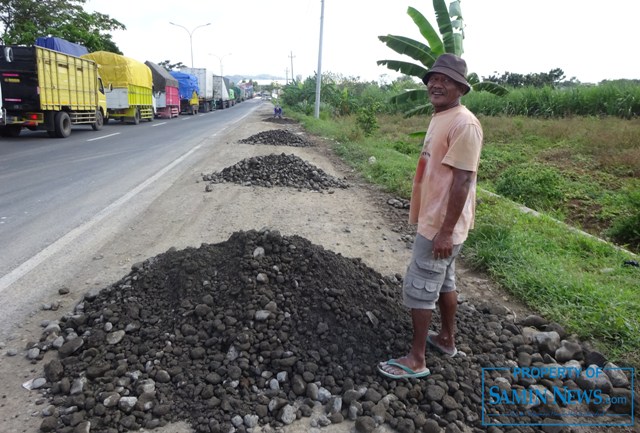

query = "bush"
[
  {"left": 495, "top": 163, "right": 565, "bottom": 210},
  {"left": 606, "top": 189, "right": 640, "bottom": 250},
  {"left": 355, "top": 103, "right": 380, "bottom": 136}
]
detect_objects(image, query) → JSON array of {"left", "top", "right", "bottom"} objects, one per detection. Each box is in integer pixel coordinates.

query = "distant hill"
[{"left": 227, "top": 74, "right": 286, "bottom": 84}]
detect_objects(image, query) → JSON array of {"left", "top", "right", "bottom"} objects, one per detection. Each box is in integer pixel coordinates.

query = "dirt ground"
[{"left": 0, "top": 103, "right": 608, "bottom": 433}]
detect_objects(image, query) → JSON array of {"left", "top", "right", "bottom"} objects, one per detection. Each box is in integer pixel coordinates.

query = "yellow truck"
[
  {"left": 0, "top": 44, "right": 108, "bottom": 138},
  {"left": 82, "top": 51, "right": 153, "bottom": 124}
]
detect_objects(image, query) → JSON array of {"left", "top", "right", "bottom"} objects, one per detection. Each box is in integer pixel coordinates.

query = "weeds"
[{"left": 289, "top": 109, "right": 640, "bottom": 368}]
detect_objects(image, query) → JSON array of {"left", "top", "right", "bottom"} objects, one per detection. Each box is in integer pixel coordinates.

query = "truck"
[
  {"left": 170, "top": 70, "right": 200, "bottom": 115},
  {"left": 212, "top": 75, "right": 230, "bottom": 109},
  {"left": 180, "top": 67, "right": 215, "bottom": 112},
  {"left": 224, "top": 77, "right": 236, "bottom": 107},
  {"left": 0, "top": 41, "right": 107, "bottom": 138},
  {"left": 82, "top": 51, "right": 153, "bottom": 124},
  {"left": 145, "top": 61, "right": 179, "bottom": 119},
  {"left": 237, "top": 82, "right": 254, "bottom": 101}
]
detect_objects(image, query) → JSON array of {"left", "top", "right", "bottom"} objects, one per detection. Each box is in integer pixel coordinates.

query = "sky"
[{"left": 84, "top": 0, "right": 639, "bottom": 85}]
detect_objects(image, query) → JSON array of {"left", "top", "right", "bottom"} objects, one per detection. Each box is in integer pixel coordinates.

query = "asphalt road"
[{"left": 0, "top": 98, "right": 263, "bottom": 291}]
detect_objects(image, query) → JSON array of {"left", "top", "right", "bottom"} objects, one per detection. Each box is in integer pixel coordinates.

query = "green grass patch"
[
  {"left": 466, "top": 193, "right": 639, "bottom": 365},
  {"left": 290, "top": 110, "right": 640, "bottom": 368}
]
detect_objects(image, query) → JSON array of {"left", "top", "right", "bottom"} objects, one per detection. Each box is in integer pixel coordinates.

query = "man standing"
[{"left": 378, "top": 53, "right": 483, "bottom": 380}]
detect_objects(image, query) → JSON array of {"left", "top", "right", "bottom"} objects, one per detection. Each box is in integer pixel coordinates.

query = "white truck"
[
  {"left": 180, "top": 67, "right": 215, "bottom": 112},
  {"left": 212, "top": 75, "right": 231, "bottom": 109}
]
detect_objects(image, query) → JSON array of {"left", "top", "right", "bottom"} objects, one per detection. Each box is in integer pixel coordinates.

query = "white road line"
[
  {"left": 0, "top": 104, "right": 260, "bottom": 293},
  {"left": 0, "top": 145, "right": 203, "bottom": 293},
  {"left": 87, "top": 133, "right": 120, "bottom": 142},
  {"left": 152, "top": 122, "right": 167, "bottom": 127}
]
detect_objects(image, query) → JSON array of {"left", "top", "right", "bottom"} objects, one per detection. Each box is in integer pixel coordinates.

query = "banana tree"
[{"left": 378, "top": 0, "right": 508, "bottom": 117}]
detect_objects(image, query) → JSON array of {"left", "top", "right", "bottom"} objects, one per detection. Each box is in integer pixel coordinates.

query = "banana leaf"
[
  {"left": 403, "top": 103, "right": 433, "bottom": 118},
  {"left": 378, "top": 35, "right": 438, "bottom": 67},
  {"left": 376, "top": 60, "right": 428, "bottom": 80},
  {"left": 449, "top": 1, "right": 463, "bottom": 18},
  {"left": 407, "top": 6, "right": 444, "bottom": 56},
  {"left": 433, "top": 0, "right": 456, "bottom": 54},
  {"left": 389, "top": 88, "right": 429, "bottom": 105},
  {"left": 473, "top": 81, "right": 510, "bottom": 96}
]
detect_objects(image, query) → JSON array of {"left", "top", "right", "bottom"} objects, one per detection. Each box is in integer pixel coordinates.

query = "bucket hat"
[{"left": 422, "top": 53, "right": 471, "bottom": 94}]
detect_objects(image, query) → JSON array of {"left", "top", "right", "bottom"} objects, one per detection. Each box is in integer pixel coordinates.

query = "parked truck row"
[{"left": 0, "top": 37, "right": 254, "bottom": 138}]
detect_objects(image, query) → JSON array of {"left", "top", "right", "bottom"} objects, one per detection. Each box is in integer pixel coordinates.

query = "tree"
[
  {"left": 0, "top": 0, "right": 125, "bottom": 53},
  {"left": 484, "top": 68, "right": 567, "bottom": 88},
  {"left": 158, "top": 60, "right": 187, "bottom": 71},
  {"left": 377, "top": 0, "right": 507, "bottom": 116}
]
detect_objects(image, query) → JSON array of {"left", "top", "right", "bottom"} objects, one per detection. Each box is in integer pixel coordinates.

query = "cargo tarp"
[
  {"left": 35, "top": 37, "right": 89, "bottom": 57},
  {"left": 169, "top": 71, "right": 199, "bottom": 100},
  {"left": 145, "top": 61, "right": 179, "bottom": 91},
  {"left": 82, "top": 51, "right": 152, "bottom": 89}
]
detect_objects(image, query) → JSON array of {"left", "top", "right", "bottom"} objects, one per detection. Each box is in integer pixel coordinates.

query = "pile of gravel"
[
  {"left": 31, "top": 230, "right": 637, "bottom": 432},
  {"left": 239, "top": 130, "right": 312, "bottom": 147},
  {"left": 202, "top": 153, "right": 349, "bottom": 191}
]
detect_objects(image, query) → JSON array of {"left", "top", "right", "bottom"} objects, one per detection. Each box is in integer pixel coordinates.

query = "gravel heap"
[
  {"left": 202, "top": 153, "right": 349, "bottom": 191},
  {"left": 32, "top": 230, "right": 637, "bottom": 433},
  {"left": 239, "top": 130, "right": 312, "bottom": 147}
]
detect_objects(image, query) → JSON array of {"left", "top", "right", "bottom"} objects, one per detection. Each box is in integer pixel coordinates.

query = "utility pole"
[
  {"left": 314, "top": 0, "right": 324, "bottom": 119},
  {"left": 288, "top": 51, "right": 296, "bottom": 83}
]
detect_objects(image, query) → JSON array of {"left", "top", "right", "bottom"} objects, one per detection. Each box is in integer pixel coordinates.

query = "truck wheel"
[
  {"left": 132, "top": 109, "right": 140, "bottom": 125},
  {"left": 54, "top": 112, "right": 72, "bottom": 138},
  {"left": 91, "top": 110, "right": 104, "bottom": 131}
]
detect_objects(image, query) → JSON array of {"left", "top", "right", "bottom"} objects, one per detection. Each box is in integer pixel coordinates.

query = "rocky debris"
[
  {"left": 239, "top": 129, "right": 312, "bottom": 147},
  {"left": 387, "top": 198, "right": 410, "bottom": 210},
  {"left": 262, "top": 117, "right": 297, "bottom": 125},
  {"left": 202, "top": 153, "right": 349, "bottom": 191},
  {"left": 30, "top": 229, "right": 636, "bottom": 432}
]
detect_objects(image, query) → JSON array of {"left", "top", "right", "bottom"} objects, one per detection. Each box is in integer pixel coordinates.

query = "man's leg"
[
  {"left": 379, "top": 308, "right": 432, "bottom": 375},
  {"left": 380, "top": 233, "right": 440, "bottom": 375},
  {"left": 431, "top": 244, "right": 462, "bottom": 351},
  {"left": 434, "top": 291, "right": 457, "bottom": 350}
]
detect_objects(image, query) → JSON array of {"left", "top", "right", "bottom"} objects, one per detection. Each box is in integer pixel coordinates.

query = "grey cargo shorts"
[{"left": 402, "top": 233, "right": 462, "bottom": 310}]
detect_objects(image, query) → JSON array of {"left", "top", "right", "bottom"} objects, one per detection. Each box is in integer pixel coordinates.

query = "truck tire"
[
  {"left": 54, "top": 112, "right": 72, "bottom": 138},
  {"left": 91, "top": 110, "right": 104, "bottom": 131},
  {"left": 132, "top": 108, "right": 140, "bottom": 125}
]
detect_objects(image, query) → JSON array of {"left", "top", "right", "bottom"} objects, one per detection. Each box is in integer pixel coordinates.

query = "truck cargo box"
[
  {"left": 82, "top": 51, "right": 152, "bottom": 90},
  {"left": 180, "top": 67, "right": 213, "bottom": 99},
  {"left": 35, "top": 37, "right": 89, "bottom": 57},
  {"left": 212, "top": 75, "right": 230, "bottom": 109},
  {"left": 82, "top": 51, "right": 153, "bottom": 123},
  {"left": 169, "top": 71, "right": 199, "bottom": 100},
  {"left": 0, "top": 44, "right": 107, "bottom": 137},
  {"left": 145, "top": 61, "right": 179, "bottom": 91},
  {"left": 170, "top": 71, "right": 200, "bottom": 115}
]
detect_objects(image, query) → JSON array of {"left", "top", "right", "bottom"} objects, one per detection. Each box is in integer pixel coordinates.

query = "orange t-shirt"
[{"left": 409, "top": 105, "right": 483, "bottom": 244}]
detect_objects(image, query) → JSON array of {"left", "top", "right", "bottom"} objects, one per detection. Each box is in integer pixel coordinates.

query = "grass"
[{"left": 291, "top": 109, "right": 640, "bottom": 368}]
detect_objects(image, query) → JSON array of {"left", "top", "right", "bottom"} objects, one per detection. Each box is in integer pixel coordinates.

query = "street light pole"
[
  {"left": 210, "top": 53, "right": 232, "bottom": 77},
  {"left": 169, "top": 22, "right": 211, "bottom": 68}
]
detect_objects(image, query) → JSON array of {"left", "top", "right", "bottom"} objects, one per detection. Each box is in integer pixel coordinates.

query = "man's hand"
[
  {"left": 432, "top": 230, "right": 454, "bottom": 259},
  {"left": 432, "top": 167, "right": 474, "bottom": 259}
]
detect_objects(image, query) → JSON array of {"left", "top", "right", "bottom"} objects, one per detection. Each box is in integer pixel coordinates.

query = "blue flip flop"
[
  {"left": 427, "top": 330, "right": 460, "bottom": 357},
  {"left": 378, "top": 359, "right": 431, "bottom": 380}
]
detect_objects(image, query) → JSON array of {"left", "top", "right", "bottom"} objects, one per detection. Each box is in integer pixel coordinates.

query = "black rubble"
[
  {"left": 239, "top": 130, "right": 313, "bottom": 147},
  {"left": 34, "top": 230, "right": 637, "bottom": 433},
  {"left": 202, "top": 153, "right": 349, "bottom": 191}
]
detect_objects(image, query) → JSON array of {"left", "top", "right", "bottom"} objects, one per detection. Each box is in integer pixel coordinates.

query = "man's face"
[{"left": 427, "top": 73, "right": 464, "bottom": 112}]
